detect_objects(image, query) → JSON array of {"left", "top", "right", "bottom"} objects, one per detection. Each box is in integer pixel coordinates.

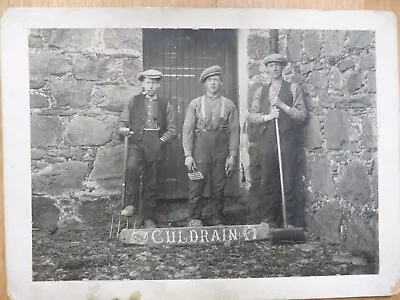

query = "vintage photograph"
[{"left": 29, "top": 27, "right": 379, "bottom": 281}]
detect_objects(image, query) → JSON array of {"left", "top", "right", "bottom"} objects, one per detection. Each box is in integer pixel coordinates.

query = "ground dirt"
[{"left": 32, "top": 225, "right": 377, "bottom": 281}]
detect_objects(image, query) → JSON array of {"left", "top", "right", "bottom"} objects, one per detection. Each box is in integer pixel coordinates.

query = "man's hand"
[
  {"left": 118, "top": 127, "right": 131, "bottom": 136},
  {"left": 225, "top": 156, "right": 236, "bottom": 176},
  {"left": 185, "top": 155, "right": 197, "bottom": 172},
  {"left": 269, "top": 106, "right": 280, "bottom": 120},
  {"left": 270, "top": 96, "right": 286, "bottom": 109}
]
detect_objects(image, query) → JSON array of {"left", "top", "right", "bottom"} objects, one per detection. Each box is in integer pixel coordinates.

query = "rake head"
[{"left": 109, "top": 213, "right": 139, "bottom": 239}]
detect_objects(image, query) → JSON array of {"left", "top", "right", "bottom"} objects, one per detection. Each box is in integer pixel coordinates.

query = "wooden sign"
[{"left": 118, "top": 223, "right": 270, "bottom": 245}]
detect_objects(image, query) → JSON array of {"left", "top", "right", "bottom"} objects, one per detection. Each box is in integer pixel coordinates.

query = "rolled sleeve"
[
  {"left": 182, "top": 100, "right": 198, "bottom": 157},
  {"left": 286, "top": 83, "right": 307, "bottom": 122},
  {"left": 228, "top": 103, "right": 240, "bottom": 157},
  {"left": 247, "top": 87, "right": 267, "bottom": 124}
]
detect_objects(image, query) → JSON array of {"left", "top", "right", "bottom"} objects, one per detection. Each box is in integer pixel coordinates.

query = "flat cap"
[
  {"left": 200, "top": 65, "right": 222, "bottom": 82},
  {"left": 262, "top": 53, "right": 288, "bottom": 66},
  {"left": 137, "top": 69, "right": 163, "bottom": 81}
]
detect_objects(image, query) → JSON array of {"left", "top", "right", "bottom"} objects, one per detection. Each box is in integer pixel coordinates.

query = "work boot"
[
  {"left": 143, "top": 219, "right": 156, "bottom": 229},
  {"left": 187, "top": 218, "right": 203, "bottom": 227},
  {"left": 261, "top": 218, "right": 277, "bottom": 229},
  {"left": 120, "top": 205, "right": 135, "bottom": 217}
]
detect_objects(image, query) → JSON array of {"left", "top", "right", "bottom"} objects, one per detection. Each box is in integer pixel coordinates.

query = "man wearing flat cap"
[
  {"left": 247, "top": 53, "right": 307, "bottom": 228},
  {"left": 118, "top": 69, "right": 176, "bottom": 229},
  {"left": 182, "top": 65, "right": 239, "bottom": 226}
]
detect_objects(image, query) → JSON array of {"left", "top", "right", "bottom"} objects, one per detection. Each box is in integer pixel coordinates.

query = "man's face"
[
  {"left": 141, "top": 77, "right": 161, "bottom": 96},
  {"left": 204, "top": 75, "right": 222, "bottom": 94},
  {"left": 266, "top": 62, "right": 283, "bottom": 79}
]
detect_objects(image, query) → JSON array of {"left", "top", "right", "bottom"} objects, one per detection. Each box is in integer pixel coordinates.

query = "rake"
[{"left": 109, "top": 131, "right": 144, "bottom": 239}]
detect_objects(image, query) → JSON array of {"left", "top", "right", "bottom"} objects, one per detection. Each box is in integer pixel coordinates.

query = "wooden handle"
[{"left": 275, "top": 118, "right": 288, "bottom": 228}]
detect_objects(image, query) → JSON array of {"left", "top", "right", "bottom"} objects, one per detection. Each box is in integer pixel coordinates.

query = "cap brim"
[
  {"left": 200, "top": 71, "right": 221, "bottom": 82},
  {"left": 138, "top": 75, "right": 162, "bottom": 81},
  {"left": 263, "top": 60, "right": 287, "bottom": 66}
]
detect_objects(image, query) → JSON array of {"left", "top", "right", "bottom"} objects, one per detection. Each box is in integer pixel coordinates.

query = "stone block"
[
  {"left": 48, "top": 56, "right": 71, "bottom": 76},
  {"left": 48, "top": 29, "right": 95, "bottom": 49},
  {"left": 304, "top": 115, "right": 323, "bottom": 149},
  {"left": 348, "top": 31, "right": 373, "bottom": 50},
  {"left": 328, "top": 67, "right": 343, "bottom": 90},
  {"left": 346, "top": 71, "right": 365, "bottom": 94},
  {"left": 361, "top": 118, "right": 376, "bottom": 149},
  {"left": 32, "top": 196, "right": 60, "bottom": 233},
  {"left": 50, "top": 81, "right": 93, "bottom": 108},
  {"left": 338, "top": 162, "right": 371, "bottom": 205},
  {"left": 359, "top": 52, "right": 375, "bottom": 70},
  {"left": 291, "top": 73, "right": 305, "bottom": 85},
  {"left": 248, "top": 62, "right": 261, "bottom": 78},
  {"left": 338, "top": 59, "right": 356, "bottom": 72},
  {"left": 303, "top": 31, "right": 321, "bottom": 60},
  {"left": 248, "top": 34, "right": 269, "bottom": 60},
  {"left": 32, "top": 161, "right": 88, "bottom": 195},
  {"left": 307, "top": 200, "right": 343, "bottom": 243},
  {"left": 56, "top": 148, "right": 87, "bottom": 160},
  {"left": 72, "top": 57, "right": 118, "bottom": 81},
  {"left": 89, "top": 144, "right": 124, "bottom": 190},
  {"left": 300, "top": 62, "right": 315, "bottom": 75},
  {"left": 122, "top": 59, "right": 143, "bottom": 85},
  {"left": 309, "top": 70, "right": 328, "bottom": 92},
  {"left": 307, "top": 155, "right": 335, "bottom": 195},
  {"left": 104, "top": 29, "right": 142, "bottom": 50},
  {"left": 30, "top": 94, "right": 49, "bottom": 108},
  {"left": 343, "top": 213, "right": 378, "bottom": 261},
  {"left": 324, "top": 31, "right": 345, "bottom": 57},
  {"left": 30, "top": 115, "right": 63, "bottom": 147},
  {"left": 64, "top": 116, "right": 112, "bottom": 146},
  {"left": 29, "top": 52, "right": 52, "bottom": 78},
  {"left": 29, "top": 36, "right": 44, "bottom": 48},
  {"left": 333, "top": 95, "right": 372, "bottom": 109},
  {"left": 287, "top": 30, "right": 302, "bottom": 62},
  {"left": 324, "top": 109, "right": 350, "bottom": 149},
  {"left": 93, "top": 85, "right": 142, "bottom": 112},
  {"left": 367, "top": 71, "right": 376, "bottom": 93},
  {"left": 30, "top": 79, "right": 46, "bottom": 89},
  {"left": 31, "top": 149, "right": 47, "bottom": 160}
]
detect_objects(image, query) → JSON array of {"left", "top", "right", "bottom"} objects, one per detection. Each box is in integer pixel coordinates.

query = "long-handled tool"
[
  {"left": 270, "top": 117, "right": 306, "bottom": 242},
  {"left": 110, "top": 131, "right": 134, "bottom": 239}
]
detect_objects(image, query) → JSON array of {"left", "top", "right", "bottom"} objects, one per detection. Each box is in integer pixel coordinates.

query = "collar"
[
  {"left": 143, "top": 92, "right": 158, "bottom": 101},
  {"left": 205, "top": 92, "right": 221, "bottom": 100}
]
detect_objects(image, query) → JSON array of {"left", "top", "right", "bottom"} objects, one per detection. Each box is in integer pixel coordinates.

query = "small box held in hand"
[{"left": 188, "top": 171, "right": 204, "bottom": 181}]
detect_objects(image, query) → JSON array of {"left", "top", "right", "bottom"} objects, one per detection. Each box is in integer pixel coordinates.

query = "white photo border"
[{"left": 1, "top": 7, "right": 400, "bottom": 300}]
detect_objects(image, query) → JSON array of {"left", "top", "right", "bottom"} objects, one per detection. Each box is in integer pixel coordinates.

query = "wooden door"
[{"left": 143, "top": 29, "right": 238, "bottom": 200}]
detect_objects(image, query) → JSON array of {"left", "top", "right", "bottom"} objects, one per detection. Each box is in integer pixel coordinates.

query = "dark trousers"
[
  {"left": 126, "top": 131, "right": 162, "bottom": 219},
  {"left": 258, "top": 129, "right": 298, "bottom": 226},
  {"left": 188, "top": 130, "right": 229, "bottom": 221}
]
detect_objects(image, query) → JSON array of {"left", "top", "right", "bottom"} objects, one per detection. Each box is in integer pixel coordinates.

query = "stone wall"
[
  {"left": 245, "top": 29, "right": 378, "bottom": 261},
  {"left": 29, "top": 29, "right": 144, "bottom": 228}
]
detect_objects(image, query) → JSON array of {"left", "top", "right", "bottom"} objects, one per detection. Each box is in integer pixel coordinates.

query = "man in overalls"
[
  {"left": 118, "top": 69, "right": 176, "bottom": 229},
  {"left": 182, "top": 66, "right": 240, "bottom": 226},
  {"left": 248, "top": 53, "right": 307, "bottom": 228}
]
